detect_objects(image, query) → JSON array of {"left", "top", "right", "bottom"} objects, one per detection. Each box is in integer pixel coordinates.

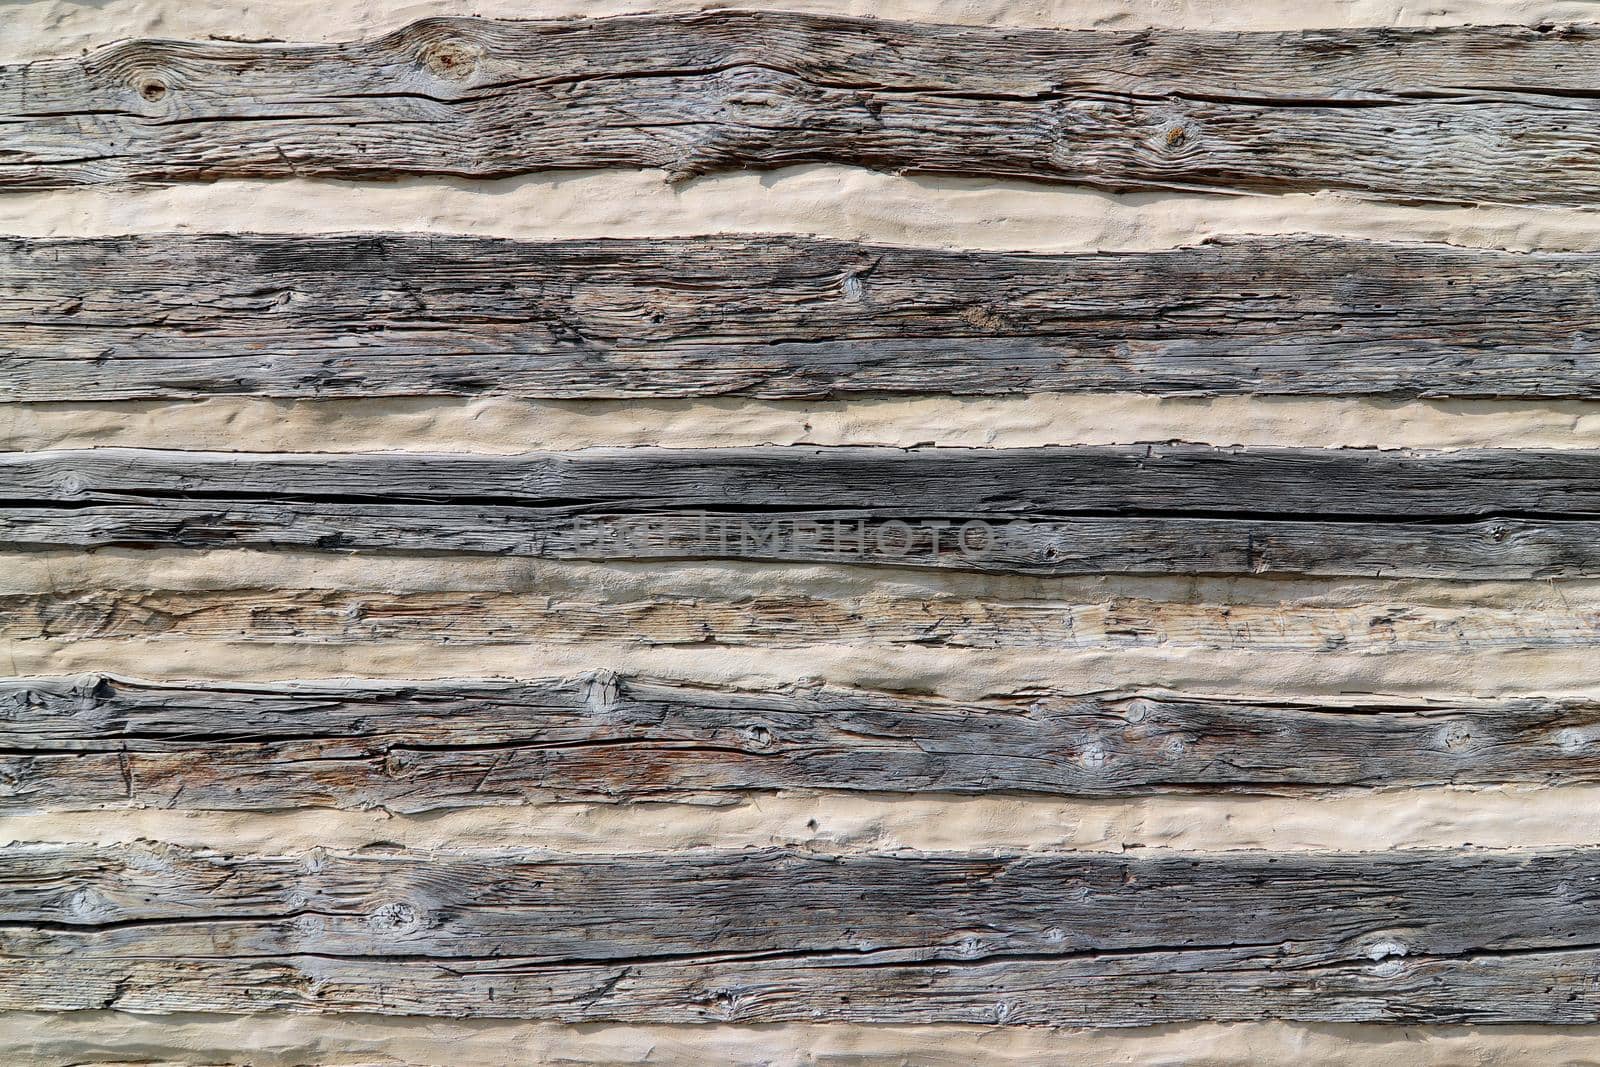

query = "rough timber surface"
[
  {"left": 4, "top": 14, "right": 1600, "bottom": 203},
  {"left": 8, "top": 445, "right": 1600, "bottom": 578},
  {"left": 8, "top": 234, "right": 1600, "bottom": 401},
  {"left": 7, "top": 842, "right": 1600, "bottom": 1024},
  {"left": 8, "top": 584, "right": 1600, "bottom": 655},
  {"left": 8, "top": 674, "right": 1600, "bottom": 813}
]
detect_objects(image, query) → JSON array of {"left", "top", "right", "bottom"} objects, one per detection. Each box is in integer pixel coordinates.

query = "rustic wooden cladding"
[
  {"left": 8, "top": 841, "right": 1600, "bottom": 1024},
  {"left": 8, "top": 233, "right": 1600, "bottom": 401},
  {"left": 3, "top": 14, "right": 1600, "bottom": 201},
  {"left": 15, "top": 586, "right": 1592, "bottom": 653},
  {"left": 9, "top": 445, "right": 1600, "bottom": 578},
  {"left": 6, "top": 674, "right": 1600, "bottom": 814}
]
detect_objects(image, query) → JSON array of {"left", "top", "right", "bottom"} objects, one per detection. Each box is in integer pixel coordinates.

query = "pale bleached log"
[
  {"left": 4, "top": 15, "right": 1600, "bottom": 203},
  {"left": 8, "top": 586, "right": 1598, "bottom": 651}
]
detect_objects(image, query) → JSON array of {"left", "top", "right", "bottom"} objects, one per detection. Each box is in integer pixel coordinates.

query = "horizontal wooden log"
[
  {"left": 6, "top": 842, "right": 1600, "bottom": 1023},
  {"left": 4, "top": 15, "right": 1600, "bottom": 203},
  {"left": 26, "top": 444, "right": 1600, "bottom": 517},
  {"left": 8, "top": 234, "right": 1600, "bottom": 401},
  {"left": 11, "top": 586, "right": 1594, "bottom": 652},
  {"left": 3, "top": 674, "right": 1599, "bottom": 814},
  {"left": 8, "top": 446, "right": 1600, "bottom": 577}
]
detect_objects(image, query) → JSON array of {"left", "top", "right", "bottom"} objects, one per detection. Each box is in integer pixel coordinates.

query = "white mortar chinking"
[
  {"left": 7, "top": 1013, "right": 1600, "bottom": 1067},
  {"left": 14, "top": 394, "right": 1600, "bottom": 453},
  {"left": 6, "top": 0, "right": 1600, "bottom": 63},
  {"left": 9, "top": 171, "right": 1600, "bottom": 252}
]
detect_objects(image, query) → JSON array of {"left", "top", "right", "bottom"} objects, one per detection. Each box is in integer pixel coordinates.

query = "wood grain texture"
[
  {"left": 7, "top": 842, "right": 1600, "bottom": 1024},
  {"left": 8, "top": 586, "right": 1599, "bottom": 653},
  {"left": 8, "top": 233, "right": 1600, "bottom": 402},
  {"left": 5, "top": 674, "right": 1600, "bottom": 814},
  {"left": 3, "top": 14, "right": 1600, "bottom": 202},
  {"left": 8, "top": 445, "right": 1600, "bottom": 578}
]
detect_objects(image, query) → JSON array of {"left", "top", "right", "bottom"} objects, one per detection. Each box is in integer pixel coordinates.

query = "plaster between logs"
[
  {"left": 11, "top": 394, "right": 1600, "bottom": 453},
  {"left": 6, "top": 0, "right": 1599, "bottom": 65}
]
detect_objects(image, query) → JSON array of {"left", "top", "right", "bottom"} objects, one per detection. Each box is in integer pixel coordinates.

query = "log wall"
[{"left": 5, "top": 1, "right": 1600, "bottom": 1063}]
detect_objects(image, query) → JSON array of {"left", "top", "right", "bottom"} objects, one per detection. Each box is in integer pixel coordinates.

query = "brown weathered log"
[
  {"left": 6, "top": 234, "right": 1600, "bottom": 401},
  {"left": 6, "top": 842, "right": 1600, "bottom": 1024},
  {"left": 2, "top": 674, "right": 1598, "bottom": 813},
  {"left": 3, "top": 15, "right": 1600, "bottom": 202},
  {"left": 6, "top": 446, "right": 1600, "bottom": 578}
]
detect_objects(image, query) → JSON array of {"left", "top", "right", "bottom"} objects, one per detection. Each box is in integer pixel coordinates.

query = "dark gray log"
[
  {"left": 5, "top": 842, "right": 1600, "bottom": 1023},
  {"left": 4, "top": 14, "right": 1600, "bottom": 202},
  {"left": 26, "top": 444, "right": 1600, "bottom": 513},
  {"left": 7, "top": 234, "right": 1600, "bottom": 401},
  {"left": 2, "top": 674, "right": 1598, "bottom": 813},
  {"left": 7, "top": 445, "right": 1600, "bottom": 577}
]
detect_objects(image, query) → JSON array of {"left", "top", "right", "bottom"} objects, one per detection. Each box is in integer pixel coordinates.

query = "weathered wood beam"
[
  {"left": 3, "top": 15, "right": 1600, "bottom": 202},
  {"left": 6, "top": 842, "right": 1600, "bottom": 1023},
  {"left": 7, "top": 234, "right": 1600, "bottom": 401},
  {"left": 3, "top": 674, "right": 1598, "bottom": 813},
  {"left": 6, "top": 445, "right": 1600, "bottom": 578},
  {"left": 11, "top": 586, "right": 1589, "bottom": 652}
]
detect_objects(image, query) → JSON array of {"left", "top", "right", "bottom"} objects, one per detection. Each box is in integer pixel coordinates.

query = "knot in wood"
[
  {"left": 1440, "top": 721, "right": 1477, "bottom": 752},
  {"left": 696, "top": 986, "right": 742, "bottom": 1016},
  {"left": 1364, "top": 938, "right": 1410, "bottom": 976},
  {"left": 1365, "top": 939, "right": 1409, "bottom": 960},
  {"left": 423, "top": 40, "right": 481, "bottom": 79},
  {"left": 66, "top": 886, "right": 113, "bottom": 920},
  {"left": 1556, "top": 727, "right": 1589, "bottom": 753},
  {"left": 369, "top": 901, "right": 422, "bottom": 932},
  {"left": 1156, "top": 120, "right": 1197, "bottom": 154}
]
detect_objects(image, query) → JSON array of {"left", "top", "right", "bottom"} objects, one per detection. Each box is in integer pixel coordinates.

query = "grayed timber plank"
[
  {"left": 3, "top": 15, "right": 1600, "bottom": 202},
  {"left": 8, "top": 234, "right": 1600, "bottom": 401},
  {"left": 17, "top": 503, "right": 1600, "bottom": 579},
  {"left": 7, "top": 446, "right": 1600, "bottom": 578},
  {"left": 13, "top": 948, "right": 1600, "bottom": 1025},
  {"left": 23, "top": 445, "right": 1600, "bottom": 514},
  {"left": 5, "top": 843, "right": 1600, "bottom": 1024},
  {"left": 3, "top": 675, "right": 1599, "bottom": 813},
  {"left": 7, "top": 587, "right": 1599, "bottom": 653}
]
